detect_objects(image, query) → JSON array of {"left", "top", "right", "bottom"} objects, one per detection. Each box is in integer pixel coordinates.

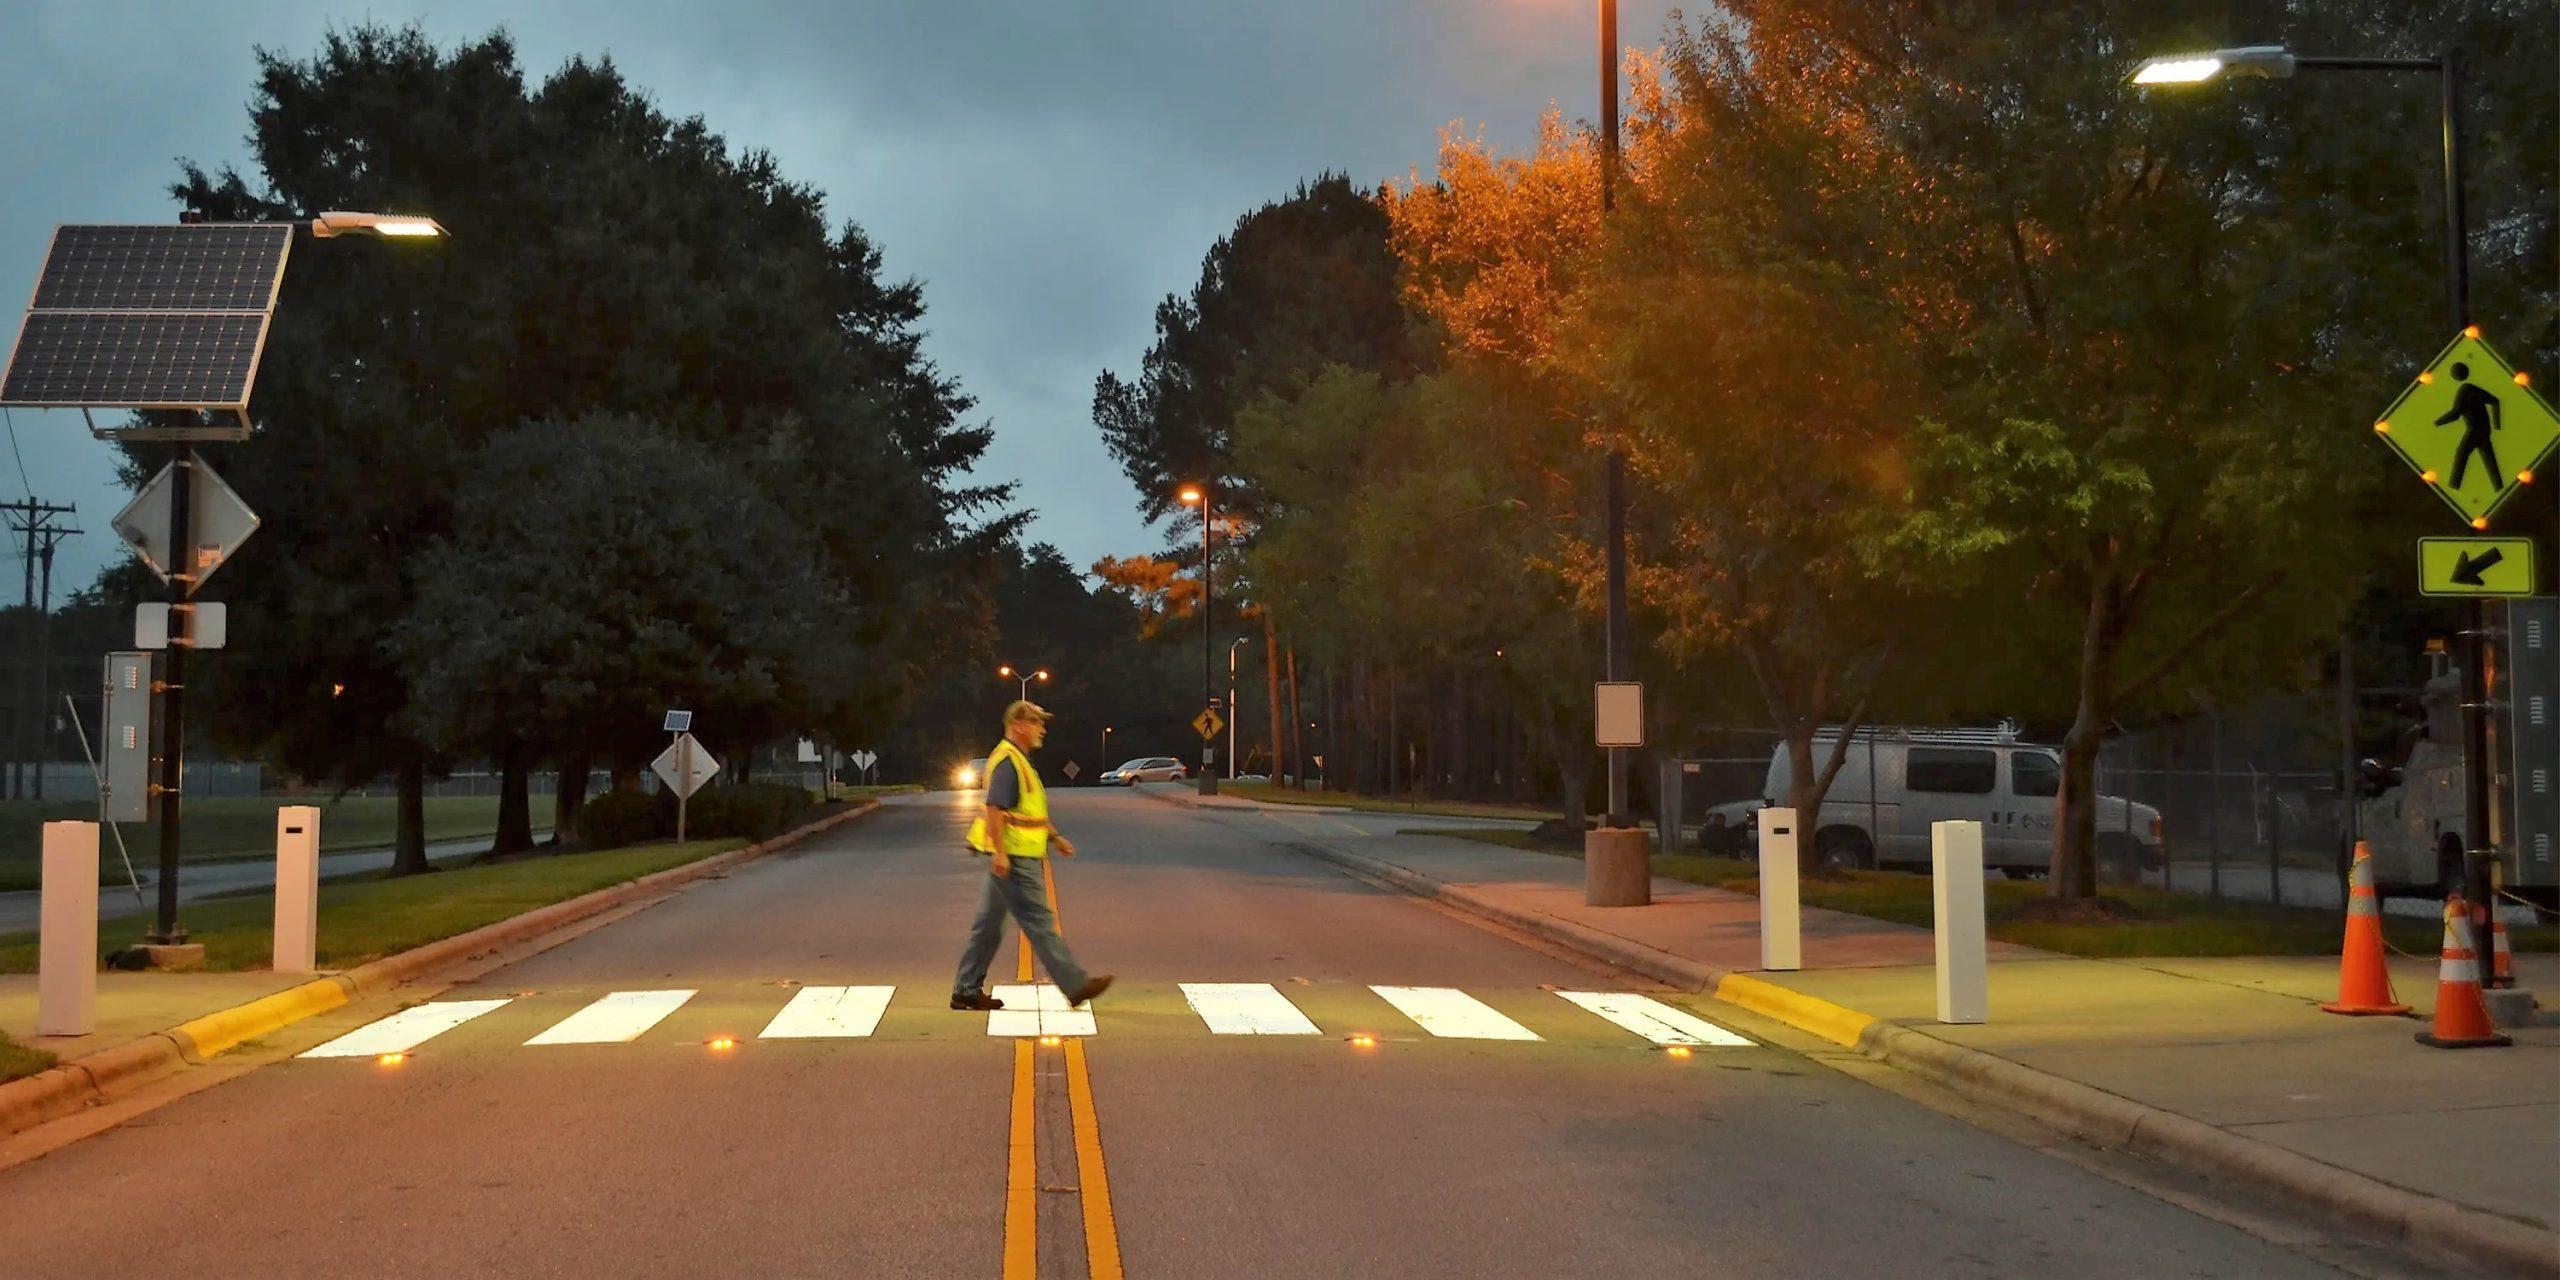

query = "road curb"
[
  {"left": 1200, "top": 797, "right": 2560, "bottom": 1278},
  {"left": 0, "top": 800, "right": 879, "bottom": 1140}
]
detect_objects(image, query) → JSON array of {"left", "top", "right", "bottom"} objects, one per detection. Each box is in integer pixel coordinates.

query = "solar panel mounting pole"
[{"left": 148, "top": 445, "right": 190, "bottom": 945}]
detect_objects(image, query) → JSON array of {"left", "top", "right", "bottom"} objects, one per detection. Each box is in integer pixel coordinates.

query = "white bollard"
[
  {"left": 1932, "top": 820, "right": 1988, "bottom": 1024},
  {"left": 274, "top": 805, "right": 322, "bottom": 974},
  {"left": 1758, "top": 807, "right": 1801, "bottom": 971},
  {"left": 40, "top": 821, "right": 99, "bottom": 1037}
]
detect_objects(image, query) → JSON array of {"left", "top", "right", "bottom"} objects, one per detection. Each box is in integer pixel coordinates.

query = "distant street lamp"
[
  {"left": 997, "top": 664, "right": 1050, "bottom": 700},
  {"left": 1179, "top": 482, "right": 1218, "bottom": 795},
  {"left": 2131, "top": 41, "right": 2508, "bottom": 962},
  {"left": 1102, "top": 726, "right": 1114, "bottom": 771}
]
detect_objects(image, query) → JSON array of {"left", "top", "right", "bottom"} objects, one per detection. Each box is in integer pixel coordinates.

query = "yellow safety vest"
[{"left": 966, "top": 738, "right": 1050, "bottom": 859}]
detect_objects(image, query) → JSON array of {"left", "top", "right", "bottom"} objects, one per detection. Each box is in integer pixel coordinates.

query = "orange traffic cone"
[
  {"left": 2320, "top": 842, "right": 2410, "bottom": 1016},
  {"left": 2415, "top": 895, "right": 2512, "bottom": 1049}
]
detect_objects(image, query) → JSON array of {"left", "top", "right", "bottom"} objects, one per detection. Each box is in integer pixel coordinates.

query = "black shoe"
[
  {"left": 1067, "top": 975, "right": 1115, "bottom": 1008},
  {"left": 951, "top": 991, "right": 1005, "bottom": 1011}
]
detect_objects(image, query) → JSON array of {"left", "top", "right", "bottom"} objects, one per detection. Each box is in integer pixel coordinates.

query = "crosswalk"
[{"left": 298, "top": 983, "right": 1752, "bottom": 1060}]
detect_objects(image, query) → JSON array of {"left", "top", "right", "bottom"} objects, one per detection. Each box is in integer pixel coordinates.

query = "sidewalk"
[{"left": 1149, "top": 785, "right": 2560, "bottom": 1275}]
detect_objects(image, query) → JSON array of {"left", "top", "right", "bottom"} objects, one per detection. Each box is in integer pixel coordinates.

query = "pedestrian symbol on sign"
[{"left": 2433, "top": 362, "right": 2505, "bottom": 492}]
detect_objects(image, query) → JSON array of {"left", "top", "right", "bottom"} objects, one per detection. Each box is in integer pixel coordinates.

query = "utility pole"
[
  {"left": 1597, "top": 0, "right": 1633, "bottom": 826},
  {"left": 2, "top": 498, "right": 76, "bottom": 800}
]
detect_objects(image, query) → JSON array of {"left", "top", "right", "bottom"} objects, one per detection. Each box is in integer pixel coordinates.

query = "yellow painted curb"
[
  {"left": 167, "top": 978, "right": 350, "bottom": 1061},
  {"left": 1713, "top": 973, "right": 1876, "bottom": 1048}
]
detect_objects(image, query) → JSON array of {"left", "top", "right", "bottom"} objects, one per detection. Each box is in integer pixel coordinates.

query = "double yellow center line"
[{"left": 1002, "top": 861, "right": 1124, "bottom": 1279}]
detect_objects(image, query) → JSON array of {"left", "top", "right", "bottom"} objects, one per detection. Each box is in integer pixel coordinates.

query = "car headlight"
[{"left": 953, "top": 763, "right": 978, "bottom": 788}]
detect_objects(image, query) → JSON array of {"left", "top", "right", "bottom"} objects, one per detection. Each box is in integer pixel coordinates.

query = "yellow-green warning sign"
[
  {"left": 2371, "top": 330, "right": 2560, "bottom": 527},
  {"left": 2417, "top": 537, "right": 2537, "bottom": 598}
]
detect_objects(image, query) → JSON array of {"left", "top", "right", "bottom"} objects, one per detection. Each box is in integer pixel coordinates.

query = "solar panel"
[
  {"left": 1, "top": 222, "right": 293, "bottom": 431},
  {"left": 29, "top": 224, "right": 291, "bottom": 312},
  {"left": 0, "top": 313, "right": 266, "bottom": 407}
]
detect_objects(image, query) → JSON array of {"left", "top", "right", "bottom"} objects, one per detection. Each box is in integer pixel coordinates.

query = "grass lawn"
[
  {"left": 828, "top": 783, "right": 925, "bottom": 800},
  {"left": 0, "top": 837, "right": 744, "bottom": 975},
  {"left": 0, "top": 795, "right": 554, "bottom": 892},
  {"left": 1, "top": 1029, "right": 55, "bottom": 1082},
  {"left": 1410, "top": 827, "right": 2559, "bottom": 958},
  {"left": 1218, "top": 780, "right": 1561, "bottom": 823}
]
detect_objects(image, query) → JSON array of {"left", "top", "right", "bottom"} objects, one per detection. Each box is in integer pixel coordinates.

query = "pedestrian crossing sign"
[
  {"left": 1193, "top": 708, "right": 1224, "bottom": 740},
  {"left": 2371, "top": 328, "right": 2560, "bottom": 528}
]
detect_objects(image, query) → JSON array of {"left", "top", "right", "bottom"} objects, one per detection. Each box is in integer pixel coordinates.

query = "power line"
[{"left": 0, "top": 407, "right": 30, "bottom": 504}]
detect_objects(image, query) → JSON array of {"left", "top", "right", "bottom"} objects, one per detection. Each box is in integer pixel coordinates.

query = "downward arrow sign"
[{"left": 2452, "top": 547, "right": 2505, "bottom": 586}]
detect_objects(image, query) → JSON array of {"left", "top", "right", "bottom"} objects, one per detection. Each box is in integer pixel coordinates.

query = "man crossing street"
[{"left": 950, "top": 699, "right": 1113, "bottom": 1011}]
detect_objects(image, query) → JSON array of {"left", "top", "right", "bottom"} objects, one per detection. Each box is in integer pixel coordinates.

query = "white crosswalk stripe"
[
  {"left": 299, "top": 999, "right": 513, "bottom": 1058},
  {"left": 988, "top": 983, "right": 1097, "bottom": 1038},
  {"left": 1555, "top": 992, "right": 1752, "bottom": 1047},
  {"left": 526, "top": 989, "right": 696, "bottom": 1046},
  {"left": 759, "top": 985, "right": 894, "bottom": 1039},
  {"left": 1180, "top": 982, "right": 1321, "bottom": 1035},
  {"left": 1369, "top": 986, "right": 1541, "bottom": 1041}
]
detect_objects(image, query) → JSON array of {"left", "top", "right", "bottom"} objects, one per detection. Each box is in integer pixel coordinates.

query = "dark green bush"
[
  {"left": 681, "top": 782, "right": 818, "bottom": 841},
  {"left": 576, "top": 785, "right": 671, "bottom": 849}
]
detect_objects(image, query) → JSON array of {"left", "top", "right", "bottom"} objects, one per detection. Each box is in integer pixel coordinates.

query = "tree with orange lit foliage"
[{"left": 1388, "top": 104, "right": 1918, "bottom": 869}]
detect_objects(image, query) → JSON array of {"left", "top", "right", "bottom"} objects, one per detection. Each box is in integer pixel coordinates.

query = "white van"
[{"left": 1701, "top": 727, "right": 2164, "bottom": 875}]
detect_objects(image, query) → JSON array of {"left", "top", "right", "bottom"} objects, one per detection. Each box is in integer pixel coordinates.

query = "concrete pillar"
[
  {"left": 1758, "top": 807, "right": 1801, "bottom": 971},
  {"left": 40, "top": 821, "right": 98, "bottom": 1036},
  {"left": 1933, "top": 820, "right": 1988, "bottom": 1024},
  {"left": 1584, "top": 827, "right": 1651, "bottom": 907},
  {"left": 273, "top": 805, "right": 321, "bottom": 974}
]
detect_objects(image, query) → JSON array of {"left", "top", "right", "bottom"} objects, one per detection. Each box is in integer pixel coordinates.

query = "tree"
[
  {"left": 166, "top": 25, "right": 1001, "bottom": 868},
  {"left": 1679, "top": 1, "right": 2553, "bottom": 897},
  {"left": 1095, "top": 173, "right": 1421, "bottom": 783},
  {"left": 391, "top": 415, "right": 848, "bottom": 849}
]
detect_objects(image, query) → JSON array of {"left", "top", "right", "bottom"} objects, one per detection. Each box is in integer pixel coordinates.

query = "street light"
[
  {"left": 2132, "top": 41, "right": 2508, "bottom": 984},
  {"left": 1179, "top": 482, "right": 1217, "bottom": 795},
  {"left": 1102, "top": 726, "right": 1114, "bottom": 773},
  {"left": 309, "top": 210, "right": 448, "bottom": 239},
  {"left": 140, "top": 209, "right": 443, "bottom": 953},
  {"left": 997, "top": 664, "right": 1050, "bottom": 700},
  {"left": 2126, "top": 46, "right": 2295, "bottom": 85}
]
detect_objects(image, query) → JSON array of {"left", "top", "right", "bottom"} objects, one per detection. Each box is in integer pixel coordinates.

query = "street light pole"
[
  {"left": 1200, "top": 482, "right": 1217, "bottom": 795},
  {"left": 2132, "top": 43, "right": 2503, "bottom": 980},
  {"left": 1228, "top": 637, "right": 1248, "bottom": 778},
  {"left": 1597, "top": 0, "right": 1632, "bottom": 828}
]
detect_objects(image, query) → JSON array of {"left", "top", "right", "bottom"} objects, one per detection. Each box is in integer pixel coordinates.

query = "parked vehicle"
[
  {"left": 1701, "top": 726, "right": 2165, "bottom": 875},
  {"left": 1100, "top": 757, "right": 1188, "bottom": 785},
  {"left": 2356, "top": 666, "right": 2468, "bottom": 893}
]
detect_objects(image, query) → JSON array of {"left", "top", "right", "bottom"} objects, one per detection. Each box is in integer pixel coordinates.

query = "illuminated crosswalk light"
[
  {"left": 376, "top": 1053, "right": 406, "bottom": 1067},
  {"left": 1349, "top": 1034, "right": 1377, "bottom": 1049},
  {"left": 707, "top": 1036, "right": 738, "bottom": 1052},
  {"left": 1038, "top": 1035, "right": 1062, "bottom": 1047},
  {"left": 1666, "top": 1046, "right": 1693, "bottom": 1060}
]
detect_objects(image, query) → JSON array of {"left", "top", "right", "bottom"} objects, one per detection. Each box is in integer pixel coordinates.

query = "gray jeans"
[{"left": 952, "top": 855, "right": 1091, "bottom": 997}]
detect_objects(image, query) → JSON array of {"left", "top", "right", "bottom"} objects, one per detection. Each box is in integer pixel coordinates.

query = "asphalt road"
[{"left": 0, "top": 790, "right": 2399, "bottom": 1278}]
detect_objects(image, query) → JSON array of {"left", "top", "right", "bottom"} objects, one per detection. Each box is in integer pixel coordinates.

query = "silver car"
[{"left": 1099, "top": 757, "right": 1187, "bottom": 786}]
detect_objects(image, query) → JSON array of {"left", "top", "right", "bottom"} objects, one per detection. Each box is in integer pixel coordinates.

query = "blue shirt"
[{"left": 986, "top": 756, "right": 1022, "bottom": 810}]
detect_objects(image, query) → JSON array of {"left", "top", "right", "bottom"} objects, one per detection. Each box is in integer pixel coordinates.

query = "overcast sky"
[{"left": 0, "top": 0, "right": 1690, "bottom": 599}]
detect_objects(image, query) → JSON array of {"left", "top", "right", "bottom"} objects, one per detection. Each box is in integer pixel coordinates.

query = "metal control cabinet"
[{"left": 103, "top": 652, "right": 154, "bottom": 824}]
